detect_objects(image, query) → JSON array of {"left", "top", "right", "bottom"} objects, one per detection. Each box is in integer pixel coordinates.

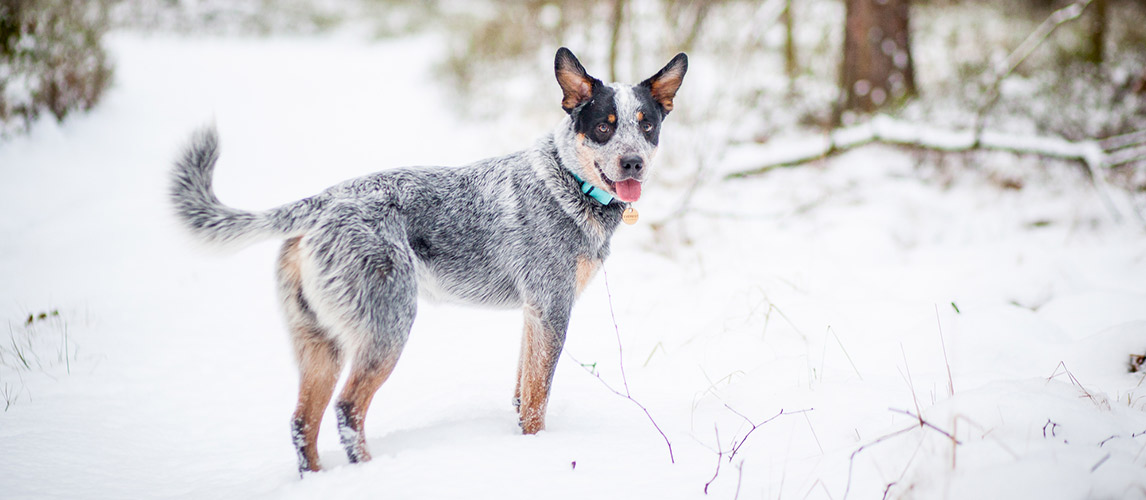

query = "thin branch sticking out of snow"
[
  {"left": 565, "top": 267, "right": 675, "bottom": 464},
  {"left": 842, "top": 408, "right": 961, "bottom": 500},
  {"left": 704, "top": 405, "right": 812, "bottom": 494}
]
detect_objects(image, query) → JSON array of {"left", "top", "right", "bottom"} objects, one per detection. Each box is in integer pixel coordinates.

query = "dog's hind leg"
[
  {"left": 335, "top": 352, "right": 401, "bottom": 463},
  {"left": 279, "top": 237, "right": 343, "bottom": 474},
  {"left": 290, "top": 333, "right": 341, "bottom": 473},
  {"left": 308, "top": 201, "right": 417, "bottom": 465}
]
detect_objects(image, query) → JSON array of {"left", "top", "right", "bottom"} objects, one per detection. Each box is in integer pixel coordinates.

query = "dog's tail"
[{"left": 170, "top": 126, "right": 323, "bottom": 248}]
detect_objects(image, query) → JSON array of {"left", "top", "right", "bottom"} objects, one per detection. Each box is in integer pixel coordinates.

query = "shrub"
[{"left": 0, "top": 0, "right": 113, "bottom": 137}]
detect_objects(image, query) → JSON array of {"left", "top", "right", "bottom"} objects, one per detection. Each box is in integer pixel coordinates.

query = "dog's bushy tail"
[{"left": 170, "top": 126, "right": 322, "bottom": 248}]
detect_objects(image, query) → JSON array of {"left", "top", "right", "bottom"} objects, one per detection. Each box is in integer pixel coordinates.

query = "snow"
[{"left": 2, "top": 31, "right": 1145, "bottom": 500}]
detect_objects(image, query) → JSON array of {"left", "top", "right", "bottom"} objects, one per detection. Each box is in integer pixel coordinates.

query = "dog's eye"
[
  {"left": 641, "top": 121, "right": 654, "bottom": 133},
  {"left": 596, "top": 123, "right": 611, "bottom": 135}
]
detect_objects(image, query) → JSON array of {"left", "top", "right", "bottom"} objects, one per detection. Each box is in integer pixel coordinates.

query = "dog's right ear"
[{"left": 555, "top": 47, "right": 598, "bottom": 114}]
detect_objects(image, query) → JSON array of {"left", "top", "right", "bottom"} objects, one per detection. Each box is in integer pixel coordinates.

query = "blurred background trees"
[
  {"left": 3, "top": 0, "right": 1145, "bottom": 182},
  {"left": 0, "top": 0, "right": 114, "bottom": 137}
]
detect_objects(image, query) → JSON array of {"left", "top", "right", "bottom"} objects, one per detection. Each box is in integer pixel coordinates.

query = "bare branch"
[
  {"left": 723, "top": 405, "right": 813, "bottom": 460},
  {"left": 974, "top": 0, "right": 1093, "bottom": 141},
  {"left": 843, "top": 425, "right": 915, "bottom": 500},
  {"left": 935, "top": 305, "right": 954, "bottom": 398},
  {"left": 723, "top": 118, "right": 1146, "bottom": 229},
  {"left": 566, "top": 267, "right": 675, "bottom": 463},
  {"left": 704, "top": 425, "right": 722, "bottom": 494},
  {"left": 888, "top": 408, "right": 962, "bottom": 445}
]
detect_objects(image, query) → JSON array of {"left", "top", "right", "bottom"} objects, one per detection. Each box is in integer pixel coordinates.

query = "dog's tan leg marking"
[
  {"left": 514, "top": 323, "right": 528, "bottom": 414},
  {"left": 517, "top": 305, "right": 558, "bottom": 434},
  {"left": 574, "top": 256, "right": 601, "bottom": 298},
  {"left": 335, "top": 355, "right": 399, "bottom": 463},
  {"left": 281, "top": 237, "right": 343, "bottom": 473},
  {"left": 292, "top": 333, "right": 341, "bottom": 472}
]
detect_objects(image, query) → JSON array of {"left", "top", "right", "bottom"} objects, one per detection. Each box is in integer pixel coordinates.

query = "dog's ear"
[
  {"left": 555, "top": 47, "right": 598, "bottom": 113},
  {"left": 640, "top": 53, "right": 688, "bottom": 113}
]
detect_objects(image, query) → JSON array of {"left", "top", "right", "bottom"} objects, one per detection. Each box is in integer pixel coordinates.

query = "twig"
[
  {"left": 566, "top": 268, "right": 675, "bottom": 463},
  {"left": 566, "top": 352, "right": 674, "bottom": 463},
  {"left": 803, "top": 410, "right": 824, "bottom": 455},
  {"left": 1047, "top": 361, "right": 1105, "bottom": 408},
  {"left": 808, "top": 478, "right": 835, "bottom": 500},
  {"left": 704, "top": 425, "right": 722, "bottom": 494},
  {"left": 882, "top": 482, "right": 898, "bottom": 500},
  {"left": 1090, "top": 453, "right": 1111, "bottom": 473},
  {"left": 703, "top": 405, "right": 813, "bottom": 493},
  {"left": 602, "top": 269, "right": 631, "bottom": 396},
  {"left": 828, "top": 326, "right": 863, "bottom": 381},
  {"left": 842, "top": 426, "right": 915, "bottom": 500},
  {"left": 843, "top": 408, "right": 963, "bottom": 499},
  {"left": 888, "top": 408, "right": 963, "bottom": 445},
  {"left": 899, "top": 344, "right": 923, "bottom": 422},
  {"left": 842, "top": 413, "right": 962, "bottom": 499},
  {"left": 642, "top": 341, "right": 666, "bottom": 367},
  {"left": 724, "top": 405, "right": 813, "bottom": 460},
  {"left": 1100, "top": 129, "right": 1146, "bottom": 151},
  {"left": 934, "top": 305, "right": 954, "bottom": 397}
]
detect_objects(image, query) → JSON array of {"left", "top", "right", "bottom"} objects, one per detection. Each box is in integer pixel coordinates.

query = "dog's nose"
[{"left": 620, "top": 155, "right": 643, "bottom": 173}]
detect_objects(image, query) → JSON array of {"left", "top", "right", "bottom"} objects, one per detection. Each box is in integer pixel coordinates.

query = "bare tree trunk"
[
  {"left": 782, "top": 0, "right": 796, "bottom": 95},
  {"left": 834, "top": 0, "right": 916, "bottom": 126},
  {"left": 608, "top": 0, "right": 625, "bottom": 82},
  {"left": 1085, "top": 0, "right": 1106, "bottom": 64},
  {"left": 680, "top": 1, "right": 711, "bottom": 53}
]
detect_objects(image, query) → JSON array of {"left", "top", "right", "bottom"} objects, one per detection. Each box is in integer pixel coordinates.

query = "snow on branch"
[
  {"left": 719, "top": 0, "right": 1146, "bottom": 230},
  {"left": 722, "top": 116, "right": 1146, "bottom": 229}
]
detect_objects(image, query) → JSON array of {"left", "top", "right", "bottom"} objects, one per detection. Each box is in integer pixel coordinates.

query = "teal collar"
[{"left": 568, "top": 170, "right": 615, "bottom": 205}]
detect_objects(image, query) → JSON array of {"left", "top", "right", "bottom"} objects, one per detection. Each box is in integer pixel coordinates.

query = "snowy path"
[{"left": 1, "top": 33, "right": 1145, "bottom": 499}]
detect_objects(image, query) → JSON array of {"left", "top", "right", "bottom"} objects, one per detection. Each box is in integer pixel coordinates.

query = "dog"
[{"left": 170, "top": 47, "right": 687, "bottom": 474}]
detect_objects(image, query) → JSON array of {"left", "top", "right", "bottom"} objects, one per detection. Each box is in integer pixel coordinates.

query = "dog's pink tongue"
[{"left": 615, "top": 179, "right": 642, "bottom": 202}]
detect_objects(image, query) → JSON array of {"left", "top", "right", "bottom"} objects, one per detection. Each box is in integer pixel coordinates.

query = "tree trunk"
[
  {"left": 834, "top": 0, "right": 916, "bottom": 125},
  {"left": 1085, "top": 0, "right": 1106, "bottom": 65},
  {"left": 608, "top": 0, "right": 625, "bottom": 82},
  {"left": 782, "top": 0, "right": 796, "bottom": 95}
]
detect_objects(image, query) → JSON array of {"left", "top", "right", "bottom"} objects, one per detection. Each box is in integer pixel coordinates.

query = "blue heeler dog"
[{"left": 170, "top": 47, "right": 687, "bottom": 474}]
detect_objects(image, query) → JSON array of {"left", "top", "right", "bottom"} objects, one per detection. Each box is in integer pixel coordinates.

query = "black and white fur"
[{"left": 170, "top": 47, "right": 687, "bottom": 474}]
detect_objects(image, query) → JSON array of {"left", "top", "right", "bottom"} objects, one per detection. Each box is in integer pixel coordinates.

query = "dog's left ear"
[
  {"left": 640, "top": 53, "right": 688, "bottom": 113},
  {"left": 555, "top": 47, "right": 599, "bottom": 113}
]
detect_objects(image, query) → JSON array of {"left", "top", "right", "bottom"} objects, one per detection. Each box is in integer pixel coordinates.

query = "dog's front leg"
[{"left": 516, "top": 300, "right": 571, "bottom": 434}]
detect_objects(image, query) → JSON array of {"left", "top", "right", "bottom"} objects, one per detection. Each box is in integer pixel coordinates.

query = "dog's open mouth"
[{"left": 595, "top": 164, "right": 642, "bottom": 203}]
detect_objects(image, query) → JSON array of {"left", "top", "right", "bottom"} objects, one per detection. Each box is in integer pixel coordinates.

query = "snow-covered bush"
[{"left": 0, "top": 0, "right": 113, "bottom": 137}]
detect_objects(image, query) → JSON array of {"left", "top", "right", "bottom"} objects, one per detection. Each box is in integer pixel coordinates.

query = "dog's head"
[{"left": 554, "top": 48, "right": 687, "bottom": 203}]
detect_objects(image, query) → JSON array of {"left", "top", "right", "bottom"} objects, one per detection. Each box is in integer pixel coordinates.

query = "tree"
[{"left": 834, "top": 0, "right": 916, "bottom": 126}]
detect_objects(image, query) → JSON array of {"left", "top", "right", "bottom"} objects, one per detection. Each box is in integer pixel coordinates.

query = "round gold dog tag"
[{"left": 622, "top": 206, "right": 639, "bottom": 225}]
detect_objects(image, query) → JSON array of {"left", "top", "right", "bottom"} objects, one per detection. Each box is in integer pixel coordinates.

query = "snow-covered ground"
[{"left": 1, "top": 32, "right": 1144, "bottom": 500}]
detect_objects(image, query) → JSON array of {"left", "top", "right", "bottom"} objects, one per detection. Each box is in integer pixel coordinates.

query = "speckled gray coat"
[{"left": 170, "top": 47, "right": 686, "bottom": 474}]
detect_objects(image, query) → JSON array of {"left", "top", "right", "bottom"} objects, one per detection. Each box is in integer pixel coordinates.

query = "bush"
[{"left": 0, "top": 0, "right": 113, "bottom": 137}]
